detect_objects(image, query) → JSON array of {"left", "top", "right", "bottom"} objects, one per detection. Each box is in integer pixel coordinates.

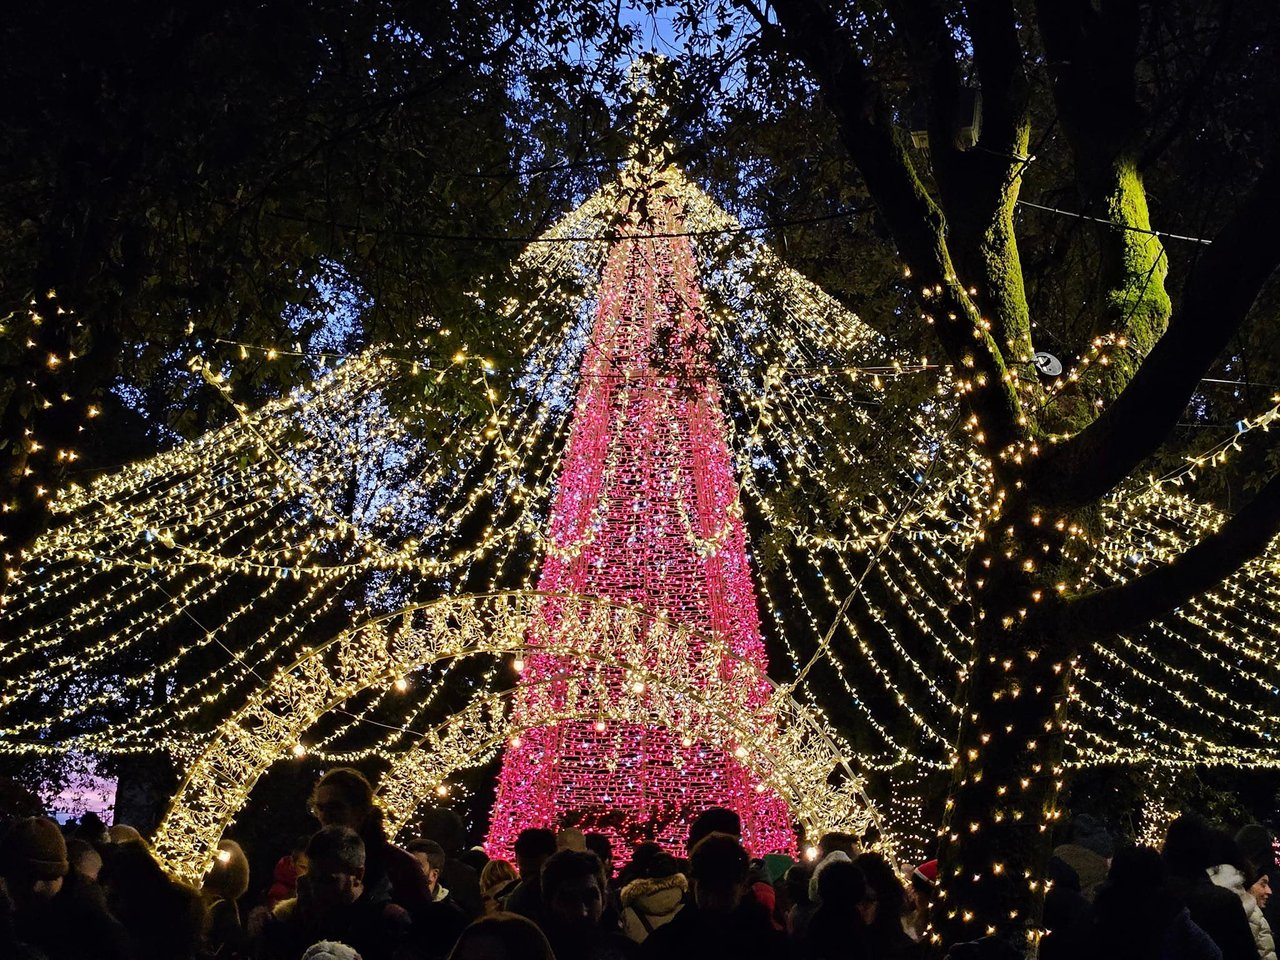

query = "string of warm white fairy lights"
[{"left": 3, "top": 159, "right": 1279, "bottom": 875}]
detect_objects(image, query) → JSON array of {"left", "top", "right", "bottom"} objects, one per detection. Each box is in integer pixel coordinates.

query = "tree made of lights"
[{"left": 485, "top": 170, "right": 794, "bottom": 857}]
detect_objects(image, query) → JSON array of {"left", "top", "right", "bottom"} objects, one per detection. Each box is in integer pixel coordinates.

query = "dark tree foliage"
[{"left": 0, "top": 0, "right": 636, "bottom": 571}]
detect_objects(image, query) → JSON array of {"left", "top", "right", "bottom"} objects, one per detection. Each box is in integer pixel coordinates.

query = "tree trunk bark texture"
[{"left": 935, "top": 496, "right": 1081, "bottom": 950}]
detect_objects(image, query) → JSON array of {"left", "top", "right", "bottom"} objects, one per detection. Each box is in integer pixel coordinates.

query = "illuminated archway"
[
  {"left": 152, "top": 591, "right": 881, "bottom": 882},
  {"left": 374, "top": 680, "right": 879, "bottom": 848}
]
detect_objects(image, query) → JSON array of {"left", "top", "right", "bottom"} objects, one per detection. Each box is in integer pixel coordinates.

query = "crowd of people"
[{"left": 2, "top": 768, "right": 1279, "bottom": 960}]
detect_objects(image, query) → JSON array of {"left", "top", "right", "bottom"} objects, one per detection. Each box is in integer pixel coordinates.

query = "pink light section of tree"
[{"left": 486, "top": 185, "right": 796, "bottom": 859}]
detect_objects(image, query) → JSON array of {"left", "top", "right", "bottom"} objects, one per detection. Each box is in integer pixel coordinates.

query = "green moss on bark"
[{"left": 1099, "top": 159, "right": 1172, "bottom": 398}]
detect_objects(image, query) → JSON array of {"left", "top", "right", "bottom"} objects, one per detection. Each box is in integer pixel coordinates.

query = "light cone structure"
[{"left": 485, "top": 174, "right": 795, "bottom": 857}]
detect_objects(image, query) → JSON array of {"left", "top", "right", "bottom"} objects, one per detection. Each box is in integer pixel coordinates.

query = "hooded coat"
[
  {"left": 639, "top": 898, "right": 788, "bottom": 960},
  {"left": 619, "top": 873, "right": 687, "bottom": 942},
  {"left": 1167, "top": 870, "right": 1256, "bottom": 960},
  {"left": 1210, "top": 863, "right": 1277, "bottom": 960}
]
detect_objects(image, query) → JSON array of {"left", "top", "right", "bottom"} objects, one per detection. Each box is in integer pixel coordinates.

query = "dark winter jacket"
[
  {"left": 543, "top": 919, "right": 639, "bottom": 960},
  {"left": 803, "top": 902, "right": 873, "bottom": 960},
  {"left": 1167, "top": 872, "right": 1257, "bottom": 960},
  {"left": 10, "top": 873, "right": 133, "bottom": 960},
  {"left": 503, "top": 876, "right": 546, "bottom": 925},
  {"left": 361, "top": 824, "right": 433, "bottom": 918},
  {"left": 257, "top": 883, "right": 410, "bottom": 960},
  {"left": 205, "top": 894, "right": 248, "bottom": 958},
  {"left": 1042, "top": 855, "right": 1095, "bottom": 960},
  {"left": 408, "top": 892, "right": 468, "bottom": 960},
  {"left": 639, "top": 898, "right": 788, "bottom": 960},
  {"left": 102, "top": 841, "right": 207, "bottom": 960},
  {"left": 1162, "top": 907, "right": 1227, "bottom": 960},
  {"left": 438, "top": 858, "right": 483, "bottom": 919}
]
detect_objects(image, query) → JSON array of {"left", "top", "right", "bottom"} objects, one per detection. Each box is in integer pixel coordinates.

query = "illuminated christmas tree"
[{"left": 484, "top": 168, "right": 796, "bottom": 857}]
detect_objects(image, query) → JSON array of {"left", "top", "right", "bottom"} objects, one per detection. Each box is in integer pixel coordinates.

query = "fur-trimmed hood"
[
  {"left": 1209, "top": 862, "right": 1248, "bottom": 895},
  {"left": 620, "top": 873, "right": 688, "bottom": 912}
]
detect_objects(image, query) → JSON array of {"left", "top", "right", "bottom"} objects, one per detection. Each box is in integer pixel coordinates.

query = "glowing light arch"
[
  {"left": 152, "top": 591, "right": 882, "bottom": 882},
  {"left": 375, "top": 682, "right": 879, "bottom": 849}
]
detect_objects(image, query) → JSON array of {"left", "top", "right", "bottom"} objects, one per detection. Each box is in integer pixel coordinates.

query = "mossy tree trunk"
[{"left": 761, "top": 0, "right": 1280, "bottom": 952}]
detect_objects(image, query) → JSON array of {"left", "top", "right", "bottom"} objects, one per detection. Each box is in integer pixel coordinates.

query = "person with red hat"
[
  {"left": 0, "top": 816, "right": 132, "bottom": 960},
  {"left": 906, "top": 859, "right": 938, "bottom": 942}
]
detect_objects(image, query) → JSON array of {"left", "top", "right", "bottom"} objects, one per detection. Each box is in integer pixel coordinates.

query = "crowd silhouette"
[{"left": 3, "top": 768, "right": 1278, "bottom": 959}]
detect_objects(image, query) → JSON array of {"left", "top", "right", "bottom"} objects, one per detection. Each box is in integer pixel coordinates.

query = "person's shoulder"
[
  {"left": 597, "top": 930, "right": 641, "bottom": 959},
  {"left": 506, "top": 878, "right": 537, "bottom": 904},
  {"left": 207, "top": 895, "right": 239, "bottom": 918},
  {"left": 56, "top": 872, "right": 110, "bottom": 913},
  {"left": 444, "top": 857, "right": 479, "bottom": 881},
  {"left": 636, "top": 919, "right": 683, "bottom": 958},
  {"left": 53, "top": 874, "right": 133, "bottom": 948},
  {"left": 1202, "top": 881, "right": 1251, "bottom": 913},
  {"left": 386, "top": 840, "right": 424, "bottom": 869},
  {"left": 490, "top": 877, "right": 521, "bottom": 910}
]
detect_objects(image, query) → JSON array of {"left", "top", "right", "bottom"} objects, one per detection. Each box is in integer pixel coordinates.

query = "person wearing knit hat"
[
  {"left": 2, "top": 817, "right": 134, "bottom": 960},
  {"left": 67, "top": 837, "right": 104, "bottom": 881},
  {"left": 807, "top": 849, "right": 851, "bottom": 904},
  {"left": 203, "top": 839, "right": 252, "bottom": 958},
  {"left": 0, "top": 816, "right": 69, "bottom": 899},
  {"left": 1208, "top": 829, "right": 1277, "bottom": 960},
  {"left": 1237, "top": 823, "right": 1277, "bottom": 882},
  {"left": 107, "top": 823, "right": 144, "bottom": 845},
  {"left": 1052, "top": 813, "right": 1113, "bottom": 903}
]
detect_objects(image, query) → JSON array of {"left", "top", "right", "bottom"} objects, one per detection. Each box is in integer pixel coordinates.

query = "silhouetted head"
[
  {"left": 513, "top": 828, "right": 556, "bottom": 880},
  {"left": 542, "top": 850, "right": 606, "bottom": 929},
  {"left": 687, "top": 807, "right": 741, "bottom": 851},
  {"left": 203, "top": 839, "right": 250, "bottom": 902},
  {"left": 309, "top": 768, "right": 375, "bottom": 832},
  {"left": 305, "top": 826, "right": 366, "bottom": 911},
  {"left": 448, "top": 912, "right": 556, "bottom": 960},
  {"left": 689, "top": 832, "right": 749, "bottom": 913},
  {"left": 1163, "top": 814, "right": 1215, "bottom": 877}
]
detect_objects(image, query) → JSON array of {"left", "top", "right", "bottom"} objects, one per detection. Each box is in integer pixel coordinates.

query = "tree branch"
[
  {"left": 1057, "top": 472, "right": 1280, "bottom": 640},
  {"left": 1137, "top": 0, "right": 1236, "bottom": 171},
  {"left": 953, "top": 0, "right": 1036, "bottom": 365},
  {"left": 763, "top": 0, "right": 1027, "bottom": 454},
  {"left": 1025, "top": 154, "right": 1280, "bottom": 506},
  {"left": 1034, "top": 0, "right": 1176, "bottom": 404},
  {"left": 883, "top": 0, "right": 1036, "bottom": 395},
  {"left": 966, "top": 0, "right": 1031, "bottom": 161}
]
